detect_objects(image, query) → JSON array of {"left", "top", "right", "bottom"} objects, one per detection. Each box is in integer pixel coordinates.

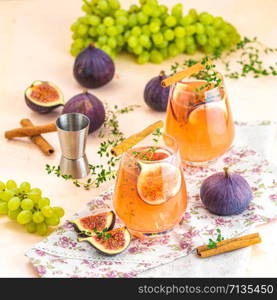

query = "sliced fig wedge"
[
  {"left": 25, "top": 80, "right": 64, "bottom": 114},
  {"left": 69, "top": 211, "right": 115, "bottom": 236},
  {"left": 78, "top": 227, "right": 131, "bottom": 255}
]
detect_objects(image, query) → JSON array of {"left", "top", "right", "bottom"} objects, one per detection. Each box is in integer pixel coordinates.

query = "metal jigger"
[{"left": 56, "top": 113, "right": 90, "bottom": 179}]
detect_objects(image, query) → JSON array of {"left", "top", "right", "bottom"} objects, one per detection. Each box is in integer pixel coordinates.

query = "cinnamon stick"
[
  {"left": 111, "top": 120, "right": 164, "bottom": 156},
  {"left": 197, "top": 232, "right": 262, "bottom": 258},
  {"left": 161, "top": 61, "right": 206, "bottom": 88},
  {"left": 20, "top": 119, "right": 54, "bottom": 156},
  {"left": 5, "top": 123, "right": 57, "bottom": 139}
]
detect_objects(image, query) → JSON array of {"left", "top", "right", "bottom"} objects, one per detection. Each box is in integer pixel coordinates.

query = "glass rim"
[{"left": 123, "top": 133, "right": 179, "bottom": 164}]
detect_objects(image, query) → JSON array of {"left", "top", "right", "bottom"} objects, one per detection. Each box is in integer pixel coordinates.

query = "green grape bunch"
[
  {"left": 0, "top": 180, "right": 65, "bottom": 236},
  {"left": 70, "top": 0, "right": 240, "bottom": 64}
]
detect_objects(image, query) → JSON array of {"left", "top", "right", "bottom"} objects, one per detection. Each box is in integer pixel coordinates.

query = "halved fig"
[
  {"left": 78, "top": 227, "right": 131, "bottom": 255},
  {"left": 69, "top": 211, "right": 115, "bottom": 236},
  {"left": 25, "top": 80, "right": 64, "bottom": 114}
]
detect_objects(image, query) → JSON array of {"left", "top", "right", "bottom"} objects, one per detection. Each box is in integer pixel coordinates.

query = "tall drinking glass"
[
  {"left": 113, "top": 134, "right": 187, "bottom": 239},
  {"left": 165, "top": 77, "right": 235, "bottom": 166}
]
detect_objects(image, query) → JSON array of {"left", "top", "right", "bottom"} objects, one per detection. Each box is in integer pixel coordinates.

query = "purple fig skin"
[
  {"left": 62, "top": 91, "right": 105, "bottom": 133},
  {"left": 73, "top": 44, "right": 115, "bottom": 88},
  {"left": 144, "top": 71, "right": 170, "bottom": 112},
  {"left": 25, "top": 97, "right": 63, "bottom": 114},
  {"left": 200, "top": 169, "right": 253, "bottom": 216}
]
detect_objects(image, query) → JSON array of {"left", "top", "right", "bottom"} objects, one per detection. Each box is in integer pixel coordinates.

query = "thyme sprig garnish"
[
  {"left": 207, "top": 229, "right": 224, "bottom": 249},
  {"left": 46, "top": 103, "right": 139, "bottom": 190},
  {"left": 171, "top": 36, "right": 277, "bottom": 82},
  {"left": 93, "top": 228, "right": 112, "bottom": 240},
  {"left": 132, "top": 127, "right": 163, "bottom": 160}
]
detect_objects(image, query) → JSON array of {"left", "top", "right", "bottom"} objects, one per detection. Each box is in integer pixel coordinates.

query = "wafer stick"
[
  {"left": 111, "top": 120, "right": 164, "bottom": 156},
  {"left": 20, "top": 119, "right": 54, "bottom": 156},
  {"left": 161, "top": 61, "right": 208, "bottom": 87}
]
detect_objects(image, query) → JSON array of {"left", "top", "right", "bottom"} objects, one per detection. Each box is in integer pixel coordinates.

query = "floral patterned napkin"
[{"left": 25, "top": 122, "right": 277, "bottom": 278}]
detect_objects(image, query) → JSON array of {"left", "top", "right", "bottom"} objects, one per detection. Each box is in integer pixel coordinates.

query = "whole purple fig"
[
  {"left": 62, "top": 90, "right": 105, "bottom": 133},
  {"left": 200, "top": 167, "right": 253, "bottom": 216}
]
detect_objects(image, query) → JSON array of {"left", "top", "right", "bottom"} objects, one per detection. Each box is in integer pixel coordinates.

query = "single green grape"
[
  {"left": 114, "top": 9, "right": 127, "bottom": 18},
  {"left": 128, "top": 4, "right": 139, "bottom": 13},
  {"left": 97, "top": 24, "right": 106, "bottom": 35},
  {"left": 88, "top": 27, "right": 98, "bottom": 37},
  {"left": 128, "top": 13, "right": 137, "bottom": 27},
  {"left": 199, "top": 12, "right": 214, "bottom": 25},
  {"left": 77, "top": 24, "right": 88, "bottom": 37},
  {"left": 70, "top": 22, "right": 79, "bottom": 32},
  {"left": 142, "top": 4, "right": 153, "bottom": 16},
  {"left": 164, "top": 29, "right": 175, "bottom": 41},
  {"left": 203, "top": 45, "right": 215, "bottom": 54},
  {"left": 116, "top": 35, "right": 125, "bottom": 46},
  {"left": 165, "top": 15, "right": 177, "bottom": 27},
  {"left": 188, "top": 8, "right": 198, "bottom": 20},
  {"left": 116, "top": 25, "right": 124, "bottom": 34},
  {"left": 17, "top": 210, "right": 33, "bottom": 225},
  {"left": 150, "top": 49, "right": 163, "bottom": 64},
  {"left": 160, "top": 47, "right": 168, "bottom": 59},
  {"left": 98, "top": 0, "right": 109, "bottom": 13},
  {"left": 133, "top": 45, "right": 143, "bottom": 55},
  {"left": 156, "top": 40, "right": 168, "bottom": 49},
  {"left": 186, "top": 43, "right": 197, "bottom": 54},
  {"left": 209, "top": 36, "right": 220, "bottom": 47},
  {"left": 186, "top": 25, "right": 196, "bottom": 35},
  {"left": 137, "top": 12, "right": 148, "bottom": 25},
  {"left": 98, "top": 36, "right": 108, "bottom": 45},
  {"left": 196, "top": 34, "right": 208, "bottom": 46},
  {"left": 180, "top": 15, "right": 193, "bottom": 26},
  {"left": 152, "top": 32, "right": 164, "bottom": 46},
  {"left": 186, "top": 36, "right": 195, "bottom": 46},
  {"left": 81, "top": 4, "right": 91, "bottom": 14},
  {"left": 109, "top": 0, "right": 120, "bottom": 10},
  {"left": 0, "top": 190, "right": 15, "bottom": 202},
  {"left": 37, "top": 222, "right": 48, "bottom": 236},
  {"left": 128, "top": 36, "right": 138, "bottom": 48},
  {"left": 108, "top": 37, "right": 117, "bottom": 48},
  {"left": 8, "top": 197, "right": 21, "bottom": 211},
  {"left": 19, "top": 181, "right": 31, "bottom": 193},
  {"left": 38, "top": 197, "right": 50, "bottom": 209},
  {"left": 52, "top": 207, "right": 65, "bottom": 218},
  {"left": 45, "top": 214, "right": 60, "bottom": 226},
  {"left": 106, "top": 26, "right": 118, "bottom": 37},
  {"left": 87, "top": 15, "right": 101, "bottom": 26},
  {"left": 21, "top": 198, "right": 34, "bottom": 210},
  {"left": 175, "top": 38, "right": 186, "bottom": 52},
  {"left": 141, "top": 25, "right": 150, "bottom": 35},
  {"left": 41, "top": 206, "right": 54, "bottom": 218},
  {"left": 70, "top": 47, "right": 81, "bottom": 57},
  {"left": 195, "top": 22, "right": 205, "bottom": 34},
  {"left": 25, "top": 222, "right": 37, "bottom": 234},
  {"left": 116, "top": 15, "right": 128, "bottom": 26},
  {"left": 0, "top": 181, "right": 6, "bottom": 191},
  {"left": 137, "top": 51, "right": 150, "bottom": 64},
  {"left": 131, "top": 26, "right": 142, "bottom": 37},
  {"left": 168, "top": 43, "right": 179, "bottom": 57},
  {"left": 6, "top": 180, "right": 17, "bottom": 190},
  {"left": 149, "top": 22, "right": 160, "bottom": 33},
  {"left": 139, "top": 35, "right": 151, "bottom": 47},
  {"left": 0, "top": 201, "right": 8, "bottom": 214},
  {"left": 104, "top": 16, "right": 115, "bottom": 27},
  {"left": 8, "top": 208, "right": 21, "bottom": 220},
  {"left": 206, "top": 25, "right": 216, "bottom": 37},
  {"left": 174, "top": 26, "right": 186, "bottom": 38},
  {"left": 213, "top": 16, "right": 224, "bottom": 28},
  {"left": 171, "top": 3, "right": 183, "bottom": 18},
  {"left": 33, "top": 211, "right": 45, "bottom": 224}
]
